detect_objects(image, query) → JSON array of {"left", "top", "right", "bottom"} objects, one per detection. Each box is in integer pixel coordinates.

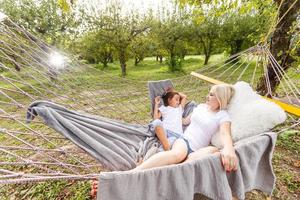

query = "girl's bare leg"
[
  {"left": 133, "top": 139, "right": 188, "bottom": 171},
  {"left": 185, "top": 146, "right": 219, "bottom": 162}
]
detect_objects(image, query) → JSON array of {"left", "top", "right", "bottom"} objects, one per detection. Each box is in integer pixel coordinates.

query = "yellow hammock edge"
[{"left": 190, "top": 71, "right": 300, "bottom": 117}]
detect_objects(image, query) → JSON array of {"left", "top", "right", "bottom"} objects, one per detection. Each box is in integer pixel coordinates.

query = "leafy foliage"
[{"left": 0, "top": 0, "right": 81, "bottom": 47}]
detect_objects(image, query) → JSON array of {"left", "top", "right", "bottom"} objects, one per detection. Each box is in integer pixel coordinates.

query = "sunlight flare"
[{"left": 49, "top": 52, "right": 65, "bottom": 69}]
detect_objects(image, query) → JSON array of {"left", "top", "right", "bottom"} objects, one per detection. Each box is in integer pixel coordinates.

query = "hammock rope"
[{"left": 262, "top": 0, "right": 299, "bottom": 44}]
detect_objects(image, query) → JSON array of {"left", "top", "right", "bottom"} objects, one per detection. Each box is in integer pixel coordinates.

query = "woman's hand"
[
  {"left": 219, "top": 122, "right": 238, "bottom": 172},
  {"left": 182, "top": 114, "right": 191, "bottom": 125},
  {"left": 220, "top": 146, "right": 238, "bottom": 172}
]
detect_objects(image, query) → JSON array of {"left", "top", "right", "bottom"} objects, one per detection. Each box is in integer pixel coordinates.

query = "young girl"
[{"left": 152, "top": 89, "right": 187, "bottom": 151}]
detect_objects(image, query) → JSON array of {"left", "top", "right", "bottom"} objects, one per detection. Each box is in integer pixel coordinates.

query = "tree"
[
  {"left": 221, "top": 12, "right": 264, "bottom": 61},
  {"left": 85, "top": 1, "right": 149, "bottom": 76},
  {"left": 181, "top": 0, "right": 299, "bottom": 95},
  {"left": 0, "top": 0, "right": 81, "bottom": 48},
  {"left": 76, "top": 31, "right": 114, "bottom": 68},
  {"left": 256, "top": 0, "right": 300, "bottom": 95},
  {"left": 193, "top": 17, "right": 222, "bottom": 65},
  {"left": 152, "top": 6, "right": 190, "bottom": 71},
  {"left": 130, "top": 34, "right": 152, "bottom": 66}
]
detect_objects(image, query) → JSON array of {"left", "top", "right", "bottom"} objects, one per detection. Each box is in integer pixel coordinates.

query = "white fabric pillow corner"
[
  {"left": 211, "top": 81, "right": 287, "bottom": 148},
  {"left": 230, "top": 98, "right": 286, "bottom": 142}
]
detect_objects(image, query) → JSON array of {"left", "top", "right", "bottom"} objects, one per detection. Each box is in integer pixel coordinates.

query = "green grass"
[
  {"left": 277, "top": 130, "right": 300, "bottom": 154},
  {"left": 0, "top": 180, "right": 91, "bottom": 200}
]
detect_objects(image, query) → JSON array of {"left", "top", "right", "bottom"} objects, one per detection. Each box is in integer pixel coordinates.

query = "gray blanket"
[
  {"left": 27, "top": 100, "right": 158, "bottom": 170},
  {"left": 99, "top": 132, "right": 277, "bottom": 200}
]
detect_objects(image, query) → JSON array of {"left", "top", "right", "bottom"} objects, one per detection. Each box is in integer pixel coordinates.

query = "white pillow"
[{"left": 211, "top": 81, "right": 286, "bottom": 148}]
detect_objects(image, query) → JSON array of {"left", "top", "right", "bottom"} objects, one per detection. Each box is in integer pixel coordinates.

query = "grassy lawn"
[{"left": 0, "top": 54, "right": 299, "bottom": 199}]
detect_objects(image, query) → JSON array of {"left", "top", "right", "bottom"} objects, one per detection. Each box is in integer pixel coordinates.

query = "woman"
[
  {"left": 91, "top": 84, "right": 238, "bottom": 198},
  {"left": 133, "top": 83, "right": 238, "bottom": 172}
]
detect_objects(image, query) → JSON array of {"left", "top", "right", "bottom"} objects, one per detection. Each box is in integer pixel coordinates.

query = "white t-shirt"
[
  {"left": 183, "top": 104, "right": 231, "bottom": 151},
  {"left": 159, "top": 105, "right": 184, "bottom": 135}
]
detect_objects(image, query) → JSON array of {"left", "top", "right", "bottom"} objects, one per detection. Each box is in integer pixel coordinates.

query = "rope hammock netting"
[{"left": 0, "top": 7, "right": 299, "bottom": 197}]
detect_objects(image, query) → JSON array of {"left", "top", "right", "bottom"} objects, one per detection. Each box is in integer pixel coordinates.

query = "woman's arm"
[
  {"left": 182, "top": 113, "right": 191, "bottom": 125},
  {"left": 153, "top": 96, "right": 162, "bottom": 119},
  {"left": 219, "top": 122, "right": 238, "bottom": 172}
]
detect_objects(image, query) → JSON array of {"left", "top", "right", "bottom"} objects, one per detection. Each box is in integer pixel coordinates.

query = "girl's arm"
[
  {"left": 156, "top": 126, "right": 171, "bottom": 151},
  {"left": 179, "top": 92, "right": 187, "bottom": 108},
  {"left": 153, "top": 96, "right": 162, "bottom": 119},
  {"left": 219, "top": 122, "right": 238, "bottom": 172}
]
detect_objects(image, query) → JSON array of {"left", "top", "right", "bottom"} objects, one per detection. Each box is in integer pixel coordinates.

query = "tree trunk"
[
  {"left": 119, "top": 50, "right": 127, "bottom": 77},
  {"left": 134, "top": 57, "right": 139, "bottom": 66},
  {"left": 102, "top": 61, "right": 108, "bottom": 68},
  {"left": 204, "top": 54, "right": 210, "bottom": 65},
  {"left": 226, "top": 39, "right": 243, "bottom": 63},
  {"left": 100, "top": 54, "right": 109, "bottom": 68},
  {"left": 108, "top": 52, "right": 113, "bottom": 63},
  {"left": 256, "top": 0, "right": 300, "bottom": 95},
  {"left": 203, "top": 41, "right": 212, "bottom": 65},
  {"left": 169, "top": 51, "right": 176, "bottom": 71},
  {"left": 159, "top": 55, "right": 163, "bottom": 63},
  {"left": 230, "top": 39, "right": 243, "bottom": 56},
  {"left": 200, "top": 37, "right": 212, "bottom": 65}
]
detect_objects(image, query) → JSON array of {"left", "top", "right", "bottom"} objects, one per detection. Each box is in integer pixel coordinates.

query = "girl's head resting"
[
  {"left": 162, "top": 91, "right": 180, "bottom": 107},
  {"left": 206, "top": 84, "right": 235, "bottom": 111}
]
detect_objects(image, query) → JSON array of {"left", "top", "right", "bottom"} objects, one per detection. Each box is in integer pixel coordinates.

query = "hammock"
[
  {"left": 24, "top": 85, "right": 277, "bottom": 200},
  {"left": 24, "top": 81, "right": 196, "bottom": 172},
  {"left": 0, "top": 10, "right": 299, "bottom": 199}
]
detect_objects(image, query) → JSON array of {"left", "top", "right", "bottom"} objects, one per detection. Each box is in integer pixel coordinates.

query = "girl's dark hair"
[{"left": 162, "top": 91, "right": 179, "bottom": 106}]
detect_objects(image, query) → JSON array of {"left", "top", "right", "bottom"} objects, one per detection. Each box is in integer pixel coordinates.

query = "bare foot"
[
  {"left": 232, "top": 195, "right": 239, "bottom": 200},
  {"left": 90, "top": 179, "right": 98, "bottom": 199},
  {"left": 136, "top": 158, "right": 143, "bottom": 166}
]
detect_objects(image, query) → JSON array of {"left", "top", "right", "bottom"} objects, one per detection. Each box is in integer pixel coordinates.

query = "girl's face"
[
  {"left": 168, "top": 94, "right": 180, "bottom": 107},
  {"left": 206, "top": 90, "right": 220, "bottom": 111}
]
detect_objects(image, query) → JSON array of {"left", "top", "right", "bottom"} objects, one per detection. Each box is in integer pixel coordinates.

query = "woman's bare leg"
[
  {"left": 133, "top": 139, "right": 188, "bottom": 171},
  {"left": 185, "top": 146, "right": 219, "bottom": 162}
]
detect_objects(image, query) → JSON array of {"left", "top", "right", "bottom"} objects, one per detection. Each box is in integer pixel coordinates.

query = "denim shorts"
[
  {"left": 180, "top": 137, "right": 194, "bottom": 155},
  {"left": 149, "top": 119, "right": 181, "bottom": 150},
  {"left": 149, "top": 119, "right": 193, "bottom": 154}
]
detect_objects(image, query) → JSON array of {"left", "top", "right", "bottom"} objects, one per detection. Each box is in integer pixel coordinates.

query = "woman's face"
[{"left": 206, "top": 90, "right": 220, "bottom": 111}]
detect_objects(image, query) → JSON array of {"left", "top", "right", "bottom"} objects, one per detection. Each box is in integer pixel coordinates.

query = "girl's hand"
[
  {"left": 178, "top": 92, "right": 186, "bottom": 98},
  {"left": 220, "top": 146, "right": 238, "bottom": 172},
  {"left": 155, "top": 96, "right": 161, "bottom": 105}
]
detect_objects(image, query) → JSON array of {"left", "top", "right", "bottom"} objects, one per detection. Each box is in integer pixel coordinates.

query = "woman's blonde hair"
[{"left": 210, "top": 84, "right": 235, "bottom": 110}]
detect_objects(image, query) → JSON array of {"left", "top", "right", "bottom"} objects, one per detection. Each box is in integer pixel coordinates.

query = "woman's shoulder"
[
  {"left": 196, "top": 103, "right": 207, "bottom": 109},
  {"left": 217, "top": 109, "right": 229, "bottom": 116},
  {"left": 217, "top": 109, "right": 231, "bottom": 123}
]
